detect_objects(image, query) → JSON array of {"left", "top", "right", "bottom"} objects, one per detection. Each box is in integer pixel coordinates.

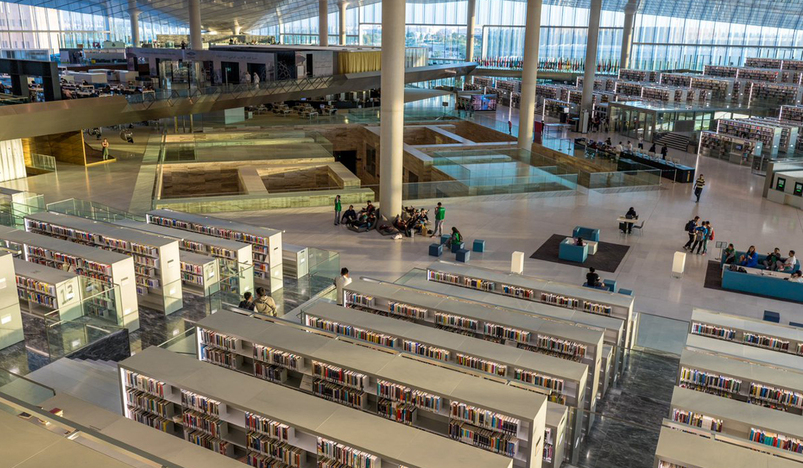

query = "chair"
[
  {"left": 429, "top": 243, "right": 443, "bottom": 257},
  {"left": 451, "top": 241, "right": 465, "bottom": 253},
  {"left": 473, "top": 239, "right": 486, "bottom": 253},
  {"left": 619, "top": 288, "right": 633, "bottom": 296},
  {"left": 789, "top": 322, "right": 803, "bottom": 329},
  {"left": 630, "top": 221, "right": 644, "bottom": 235},
  {"left": 603, "top": 279, "right": 617, "bottom": 293},
  {"left": 456, "top": 249, "right": 471, "bottom": 263},
  {"left": 763, "top": 310, "right": 781, "bottom": 323}
]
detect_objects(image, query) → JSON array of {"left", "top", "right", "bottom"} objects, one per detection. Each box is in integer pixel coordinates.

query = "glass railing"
[
  {"left": 28, "top": 153, "right": 57, "bottom": 173},
  {"left": 0, "top": 201, "right": 45, "bottom": 228},
  {"left": 0, "top": 367, "right": 55, "bottom": 406},
  {"left": 46, "top": 198, "right": 144, "bottom": 222}
]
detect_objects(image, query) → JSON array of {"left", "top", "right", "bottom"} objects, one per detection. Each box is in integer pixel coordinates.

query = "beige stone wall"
[{"left": 161, "top": 167, "right": 241, "bottom": 198}]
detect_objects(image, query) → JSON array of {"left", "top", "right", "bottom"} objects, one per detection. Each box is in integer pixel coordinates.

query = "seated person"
[
  {"left": 723, "top": 243, "right": 736, "bottom": 265},
  {"left": 574, "top": 237, "right": 585, "bottom": 246},
  {"left": 777, "top": 250, "right": 797, "bottom": 272},
  {"left": 364, "top": 201, "right": 376, "bottom": 215},
  {"left": 623, "top": 207, "right": 638, "bottom": 234},
  {"left": 446, "top": 227, "right": 462, "bottom": 248},
  {"left": 394, "top": 215, "right": 412, "bottom": 237},
  {"left": 340, "top": 205, "right": 357, "bottom": 225},
  {"left": 412, "top": 209, "right": 429, "bottom": 235},
  {"left": 738, "top": 246, "right": 759, "bottom": 268},
  {"left": 365, "top": 212, "right": 377, "bottom": 229},
  {"left": 354, "top": 211, "right": 369, "bottom": 229},
  {"left": 586, "top": 267, "right": 601, "bottom": 287},
  {"left": 763, "top": 248, "right": 782, "bottom": 270},
  {"left": 786, "top": 271, "right": 803, "bottom": 283}
]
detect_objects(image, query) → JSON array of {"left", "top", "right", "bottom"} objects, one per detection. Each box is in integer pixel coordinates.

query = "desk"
[
  {"left": 619, "top": 151, "right": 695, "bottom": 183},
  {"left": 616, "top": 217, "right": 638, "bottom": 224}
]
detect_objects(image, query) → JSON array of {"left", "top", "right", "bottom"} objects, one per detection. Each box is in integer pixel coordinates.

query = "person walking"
[
  {"left": 694, "top": 174, "right": 706, "bottom": 203},
  {"left": 334, "top": 268, "right": 352, "bottom": 306},
  {"left": 431, "top": 202, "right": 445, "bottom": 238},
  {"left": 508, "top": 120, "right": 513, "bottom": 135},
  {"left": 683, "top": 216, "right": 699, "bottom": 250},
  {"left": 101, "top": 138, "right": 110, "bottom": 160},
  {"left": 661, "top": 145, "right": 668, "bottom": 160},
  {"left": 691, "top": 223, "right": 707, "bottom": 255},
  {"left": 334, "top": 195, "right": 342, "bottom": 226}
]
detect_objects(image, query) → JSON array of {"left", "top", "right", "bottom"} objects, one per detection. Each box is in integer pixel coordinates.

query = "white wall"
[{"left": 0, "top": 139, "right": 27, "bottom": 183}]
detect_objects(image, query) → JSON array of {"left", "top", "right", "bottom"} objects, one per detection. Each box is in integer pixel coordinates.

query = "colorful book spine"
[
  {"left": 427, "top": 270, "right": 460, "bottom": 285},
  {"left": 128, "top": 407, "right": 172, "bottom": 433},
  {"left": 402, "top": 340, "right": 450, "bottom": 361},
  {"left": 199, "top": 328, "right": 239, "bottom": 350},
  {"left": 184, "top": 429, "right": 229, "bottom": 455},
  {"left": 749, "top": 428, "right": 803, "bottom": 453},
  {"left": 305, "top": 316, "right": 398, "bottom": 347},
  {"left": 743, "top": 333, "right": 790, "bottom": 351},
  {"left": 200, "top": 345, "right": 239, "bottom": 370},
  {"left": 503, "top": 284, "right": 534, "bottom": 299},
  {"left": 434, "top": 313, "right": 478, "bottom": 331},
  {"left": 463, "top": 277, "right": 496, "bottom": 291},
  {"left": 534, "top": 334, "right": 587, "bottom": 361},
  {"left": 312, "top": 379, "right": 366, "bottom": 408},
  {"left": 448, "top": 421, "right": 518, "bottom": 457},
  {"left": 345, "top": 293, "right": 374, "bottom": 308},
  {"left": 679, "top": 367, "right": 742, "bottom": 394},
  {"left": 377, "top": 398, "right": 416, "bottom": 425},
  {"left": 388, "top": 302, "right": 428, "bottom": 319},
  {"left": 317, "top": 437, "right": 379, "bottom": 468},
  {"left": 254, "top": 345, "right": 301, "bottom": 370},
  {"left": 456, "top": 353, "right": 507, "bottom": 376},
  {"left": 124, "top": 370, "right": 165, "bottom": 398},
  {"left": 254, "top": 362, "right": 288, "bottom": 383},
  {"left": 540, "top": 292, "right": 579, "bottom": 308},
  {"left": 671, "top": 409, "right": 722, "bottom": 432},
  {"left": 312, "top": 361, "right": 368, "bottom": 390},
  {"left": 182, "top": 409, "right": 223, "bottom": 438},
  {"left": 482, "top": 323, "right": 531, "bottom": 343},
  {"left": 245, "top": 412, "right": 292, "bottom": 441},
  {"left": 181, "top": 390, "right": 221, "bottom": 416},
  {"left": 690, "top": 322, "right": 736, "bottom": 340},
  {"left": 749, "top": 383, "right": 803, "bottom": 409},
  {"left": 513, "top": 368, "right": 565, "bottom": 393},
  {"left": 450, "top": 402, "right": 520, "bottom": 434}
]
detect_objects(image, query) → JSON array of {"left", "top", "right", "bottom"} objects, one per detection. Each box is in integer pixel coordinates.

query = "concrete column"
[
  {"left": 339, "top": 1, "right": 347, "bottom": 45},
  {"left": 129, "top": 8, "right": 140, "bottom": 46},
  {"left": 319, "top": 0, "right": 329, "bottom": 46},
  {"left": 620, "top": 0, "right": 637, "bottom": 70},
  {"left": 465, "top": 0, "right": 477, "bottom": 62},
  {"left": 379, "top": 0, "right": 405, "bottom": 218},
  {"left": 189, "top": 0, "right": 203, "bottom": 49},
  {"left": 581, "top": 0, "right": 602, "bottom": 117},
  {"left": 517, "top": 0, "right": 543, "bottom": 151}
]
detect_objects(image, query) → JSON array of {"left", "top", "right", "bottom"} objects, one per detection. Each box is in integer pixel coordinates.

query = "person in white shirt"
[
  {"left": 617, "top": 142, "right": 624, "bottom": 153},
  {"left": 777, "top": 250, "right": 797, "bottom": 272},
  {"left": 787, "top": 271, "right": 803, "bottom": 283},
  {"left": 334, "top": 267, "right": 352, "bottom": 305},
  {"left": 626, "top": 141, "right": 633, "bottom": 152}
]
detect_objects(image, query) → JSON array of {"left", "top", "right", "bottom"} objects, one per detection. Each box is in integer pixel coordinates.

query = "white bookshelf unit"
[
  {"left": 195, "top": 310, "right": 547, "bottom": 468},
  {"left": 24, "top": 212, "right": 183, "bottom": 314},
  {"left": 425, "top": 261, "right": 635, "bottom": 348},
  {"left": 0, "top": 227, "right": 138, "bottom": 328},
  {"left": 670, "top": 386, "right": 803, "bottom": 458},
  {"left": 689, "top": 308, "right": 803, "bottom": 359},
  {"left": 780, "top": 104, "right": 803, "bottom": 123},
  {"left": 146, "top": 209, "right": 282, "bottom": 292},
  {"left": 301, "top": 302, "right": 589, "bottom": 411},
  {"left": 0, "top": 252, "right": 24, "bottom": 350},
  {"left": 120, "top": 346, "right": 515, "bottom": 468},
  {"left": 685, "top": 333, "right": 803, "bottom": 373},
  {"left": 342, "top": 279, "right": 604, "bottom": 423},
  {"left": 677, "top": 347, "right": 803, "bottom": 416},
  {"left": 13, "top": 257, "right": 82, "bottom": 321},
  {"left": 653, "top": 426, "right": 801, "bottom": 468},
  {"left": 282, "top": 244, "right": 309, "bottom": 279},
  {"left": 178, "top": 251, "right": 220, "bottom": 296},
  {"left": 114, "top": 219, "right": 254, "bottom": 296}
]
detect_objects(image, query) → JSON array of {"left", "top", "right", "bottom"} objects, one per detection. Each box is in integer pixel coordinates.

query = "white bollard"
[{"left": 511, "top": 251, "right": 524, "bottom": 274}]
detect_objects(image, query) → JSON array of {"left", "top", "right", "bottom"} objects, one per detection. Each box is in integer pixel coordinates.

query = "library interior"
[{"left": 2, "top": 0, "right": 803, "bottom": 467}]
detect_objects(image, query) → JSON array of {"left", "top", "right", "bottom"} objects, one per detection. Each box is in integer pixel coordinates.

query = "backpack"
[
  {"left": 708, "top": 229, "right": 714, "bottom": 241},
  {"left": 684, "top": 220, "right": 695, "bottom": 233}
]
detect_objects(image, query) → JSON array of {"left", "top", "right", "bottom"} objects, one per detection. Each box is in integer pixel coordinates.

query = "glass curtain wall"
[{"left": 0, "top": 1, "right": 187, "bottom": 53}]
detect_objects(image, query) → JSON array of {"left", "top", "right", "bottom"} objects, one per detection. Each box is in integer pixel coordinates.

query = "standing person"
[
  {"left": 637, "top": 135, "right": 644, "bottom": 150},
  {"left": 695, "top": 221, "right": 711, "bottom": 255},
  {"left": 101, "top": 138, "right": 110, "bottom": 160},
  {"left": 334, "top": 268, "right": 352, "bottom": 306},
  {"left": 694, "top": 174, "right": 706, "bottom": 203},
  {"left": 431, "top": 202, "right": 445, "bottom": 238},
  {"left": 661, "top": 145, "right": 669, "bottom": 160},
  {"left": 648, "top": 143, "right": 657, "bottom": 156},
  {"left": 254, "top": 287, "right": 277, "bottom": 316},
  {"left": 238, "top": 291, "right": 255, "bottom": 311},
  {"left": 683, "top": 216, "right": 700, "bottom": 250},
  {"left": 508, "top": 120, "right": 513, "bottom": 135},
  {"left": 691, "top": 223, "right": 707, "bottom": 255},
  {"left": 334, "top": 195, "right": 342, "bottom": 226}
]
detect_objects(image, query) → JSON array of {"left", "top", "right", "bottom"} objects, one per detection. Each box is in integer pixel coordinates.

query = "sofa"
[
  {"left": 573, "top": 226, "right": 600, "bottom": 242},
  {"left": 721, "top": 266, "right": 803, "bottom": 302},
  {"left": 565, "top": 237, "right": 598, "bottom": 255},
  {"left": 721, "top": 251, "right": 800, "bottom": 273},
  {"left": 559, "top": 238, "right": 588, "bottom": 263}
]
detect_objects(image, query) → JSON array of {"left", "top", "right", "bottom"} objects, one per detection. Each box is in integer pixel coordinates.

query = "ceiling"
[{"left": 4, "top": 0, "right": 803, "bottom": 37}]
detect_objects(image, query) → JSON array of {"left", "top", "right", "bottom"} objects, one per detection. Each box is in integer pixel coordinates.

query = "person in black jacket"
[
  {"left": 683, "top": 216, "right": 700, "bottom": 250},
  {"left": 238, "top": 292, "right": 255, "bottom": 311},
  {"left": 661, "top": 145, "right": 669, "bottom": 160},
  {"left": 341, "top": 205, "right": 357, "bottom": 226},
  {"left": 586, "top": 267, "right": 601, "bottom": 287}
]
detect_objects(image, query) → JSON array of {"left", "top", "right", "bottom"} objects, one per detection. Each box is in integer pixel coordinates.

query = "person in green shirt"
[
  {"left": 723, "top": 243, "right": 736, "bottom": 265},
  {"left": 334, "top": 195, "right": 342, "bottom": 226},
  {"left": 447, "top": 227, "right": 462, "bottom": 248},
  {"left": 431, "top": 202, "right": 445, "bottom": 238}
]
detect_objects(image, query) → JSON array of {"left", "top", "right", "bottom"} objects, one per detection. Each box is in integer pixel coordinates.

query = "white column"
[
  {"left": 189, "top": 0, "right": 203, "bottom": 49},
  {"left": 129, "top": 8, "right": 140, "bottom": 46},
  {"left": 319, "top": 0, "right": 329, "bottom": 46},
  {"left": 620, "top": 0, "right": 637, "bottom": 70},
  {"left": 581, "top": 0, "right": 602, "bottom": 117},
  {"left": 379, "top": 0, "right": 405, "bottom": 218},
  {"left": 465, "top": 0, "right": 477, "bottom": 62},
  {"left": 339, "top": 1, "right": 347, "bottom": 45},
  {"left": 517, "top": 0, "right": 543, "bottom": 151}
]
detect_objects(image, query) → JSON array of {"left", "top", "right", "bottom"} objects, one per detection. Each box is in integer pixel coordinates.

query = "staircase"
[
  {"left": 654, "top": 132, "right": 691, "bottom": 153},
  {"left": 25, "top": 358, "right": 121, "bottom": 414}
]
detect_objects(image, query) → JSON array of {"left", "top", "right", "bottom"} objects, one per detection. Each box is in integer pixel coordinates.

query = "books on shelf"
[
  {"left": 312, "top": 379, "right": 366, "bottom": 408},
  {"left": 513, "top": 368, "right": 565, "bottom": 393},
  {"left": 534, "top": 334, "right": 587, "bottom": 361},
  {"left": 377, "top": 398, "right": 416, "bottom": 425},
  {"left": 456, "top": 353, "right": 507, "bottom": 376},
  {"left": 376, "top": 380, "right": 442, "bottom": 412},
  {"left": 317, "top": 437, "right": 379, "bottom": 468},
  {"left": 312, "top": 361, "right": 368, "bottom": 390},
  {"left": 540, "top": 292, "right": 578, "bottom": 308},
  {"left": 450, "top": 402, "right": 520, "bottom": 435},
  {"left": 245, "top": 412, "right": 293, "bottom": 441},
  {"left": 306, "top": 316, "right": 398, "bottom": 348},
  {"left": 691, "top": 322, "right": 736, "bottom": 340},
  {"left": 126, "top": 388, "right": 173, "bottom": 418},
  {"left": 388, "top": 302, "right": 428, "bottom": 319},
  {"left": 427, "top": 270, "right": 460, "bottom": 285},
  {"left": 199, "top": 328, "right": 239, "bottom": 351},
  {"left": 483, "top": 323, "right": 531, "bottom": 343},
  {"left": 128, "top": 407, "right": 173, "bottom": 433},
  {"left": 200, "top": 345, "right": 239, "bottom": 370},
  {"left": 749, "top": 428, "right": 803, "bottom": 454},
  {"left": 671, "top": 409, "right": 722, "bottom": 432},
  {"left": 183, "top": 409, "right": 225, "bottom": 438},
  {"left": 254, "top": 362, "right": 288, "bottom": 383},
  {"left": 124, "top": 370, "right": 166, "bottom": 398},
  {"left": 583, "top": 301, "right": 612, "bottom": 316},
  {"left": 448, "top": 421, "right": 518, "bottom": 457},
  {"left": 748, "top": 383, "right": 803, "bottom": 409},
  {"left": 463, "top": 277, "right": 496, "bottom": 291},
  {"left": 184, "top": 429, "right": 229, "bottom": 455},
  {"left": 346, "top": 293, "right": 374, "bottom": 308},
  {"left": 181, "top": 390, "right": 221, "bottom": 416},
  {"left": 254, "top": 345, "right": 302, "bottom": 370},
  {"left": 435, "top": 312, "right": 478, "bottom": 331},
  {"left": 743, "top": 333, "right": 790, "bottom": 351},
  {"left": 679, "top": 367, "right": 742, "bottom": 394},
  {"left": 402, "top": 340, "right": 450, "bottom": 361}
]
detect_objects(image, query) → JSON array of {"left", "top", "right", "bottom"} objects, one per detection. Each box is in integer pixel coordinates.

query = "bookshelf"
[
  {"left": 677, "top": 348, "right": 803, "bottom": 416},
  {"left": 542, "top": 99, "right": 576, "bottom": 120},
  {"left": 0, "top": 227, "right": 137, "bottom": 328},
  {"left": 641, "top": 85, "right": 687, "bottom": 104},
  {"left": 658, "top": 73, "right": 692, "bottom": 88},
  {"left": 497, "top": 79, "right": 522, "bottom": 94},
  {"left": 196, "top": 310, "right": 547, "bottom": 468},
  {"left": 282, "top": 244, "right": 309, "bottom": 280},
  {"left": 425, "top": 261, "right": 634, "bottom": 348},
  {"left": 146, "top": 209, "right": 282, "bottom": 292},
  {"left": 717, "top": 119, "right": 783, "bottom": 157},
  {"left": 689, "top": 308, "right": 803, "bottom": 359},
  {"left": 703, "top": 65, "right": 739, "bottom": 78},
  {"left": 653, "top": 426, "right": 801, "bottom": 468},
  {"left": 748, "top": 82, "right": 803, "bottom": 108},
  {"left": 575, "top": 77, "right": 617, "bottom": 92},
  {"left": 685, "top": 333, "right": 803, "bottom": 373},
  {"left": 13, "top": 257, "right": 82, "bottom": 321},
  {"left": 301, "top": 302, "right": 589, "bottom": 409},
  {"left": 342, "top": 279, "right": 603, "bottom": 419},
  {"left": 114, "top": 219, "right": 253, "bottom": 296},
  {"left": 690, "top": 76, "right": 734, "bottom": 100},
  {"left": 25, "top": 212, "right": 183, "bottom": 314},
  {"left": 120, "top": 346, "right": 515, "bottom": 468},
  {"left": 614, "top": 81, "right": 644, "bottom": 97},
  {"left": 780, "top": 104, "right": 803, "bottom": 123},
  {"left": 698, "top": 131, "right": 761, "bottom": 163},
  {"left": 783, "top": 59, "right": 803, "bottom": 71},
  {"left": 618, "top": 69, "right": 659, "bottom": 83},
  {"left": 736, "top": 67, "right": 782, "bottom": 83},
  {"left": 781, "top": 70, "right": 803, "bottom": 86},
  {"left": 741, "top": 118, "right": 800, "bottom": 154},
  {"left": 0, "top": 252, "right": 23, "bottom": 350},
  {"left": 745, "top": 57, "right": 783, "bottom": 69},
  {"left": 179, "top": 251, "right": 220, "bottom": 296},
  {"left": 542, "top": 405, "right": 567, "bottom": 468},
  {"left": 670, "top": 386, "right": 803, "bottom": 457}
]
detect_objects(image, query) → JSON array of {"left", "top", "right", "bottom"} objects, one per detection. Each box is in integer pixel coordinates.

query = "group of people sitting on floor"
[
  {"left": 723, "top": 244, "right": 802, "bottom": 282},
  {"left": 340, "top": 201, "right": 377, "bottom": 231},
  {"left": 392, "top": 207, "right": 430, "bottom": 237}
]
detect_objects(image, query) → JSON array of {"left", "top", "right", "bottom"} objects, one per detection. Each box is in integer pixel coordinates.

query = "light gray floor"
[{"left": 25, "top": 358, "right": 121, "bottom": 414}]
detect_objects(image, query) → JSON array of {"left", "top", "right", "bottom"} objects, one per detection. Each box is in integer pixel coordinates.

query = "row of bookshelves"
[
  {"left": 679, "top": 367, "right": 742, "bottom": 394},
  {"left": 671, "top": 409, "right": 722, "bottom": 432},
  {"left": 448, "top": 421, "right": 517, "bottom": 458},
  {"left": 689, "top": 309, "right": 803, "bottom": 357},
  {"left": 749, "top": 428, "right": 803, "bottom": 453}
]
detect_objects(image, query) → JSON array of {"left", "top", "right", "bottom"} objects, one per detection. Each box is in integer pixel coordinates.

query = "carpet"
[
  {"left": 703, "top": 261, "right": 803, "bottom": 305},
  {"left": 530, "top": 234, "right": 630, "bottom": 273}
]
